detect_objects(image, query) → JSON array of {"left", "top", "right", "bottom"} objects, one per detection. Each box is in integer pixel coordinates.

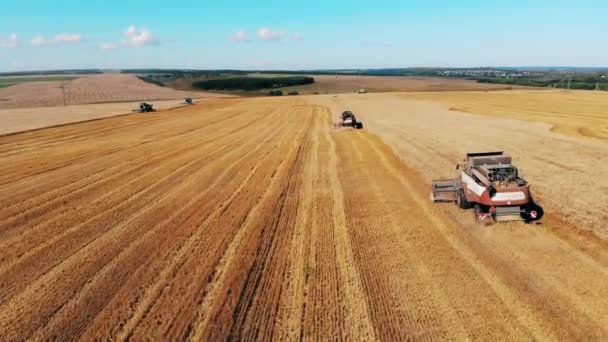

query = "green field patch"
[{"left": 0, "top": 76, "right": 77, "bottom": 88}]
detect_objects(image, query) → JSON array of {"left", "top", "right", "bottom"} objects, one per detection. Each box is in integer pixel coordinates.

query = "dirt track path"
[{"left": 0, "top": 98, "right": 606, "bottom": 340}]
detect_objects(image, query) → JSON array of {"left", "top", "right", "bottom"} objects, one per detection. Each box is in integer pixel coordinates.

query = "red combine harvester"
[
  {"left": 334, "top": 111, "right": 363, "bottom": 129},
  {"left": 431, "top": 151, "right": 543, "bottom": 224}
]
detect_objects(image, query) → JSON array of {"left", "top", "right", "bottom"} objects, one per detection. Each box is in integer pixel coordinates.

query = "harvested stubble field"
[
  {"left": 0, "top": 99, "right": 207, "bottom": 135},
  {"left": 0, "top": 95, "right": 607, "bottom": 340},
  {"left": 0, "top": 74, "right": 229, "bottom": 109},
  {"left": 276, "top": 75, "right": 527, "bottom": 94},
  {"left": 0, "top": 99, "right": 201, "bottom": 135}
]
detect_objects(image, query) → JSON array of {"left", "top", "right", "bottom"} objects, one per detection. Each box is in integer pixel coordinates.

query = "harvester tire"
[
  {"left": 473, "top": 204, "right": 483, "bottom": 222},
  {"left": 457, "top": 189, "right": 472, "bottom": 209},
  {"left": 521, "top": 202, "right": 544, "bottom": 222},
  {"left": 473, "top": 204, "right": 494, "bottom": 225}
]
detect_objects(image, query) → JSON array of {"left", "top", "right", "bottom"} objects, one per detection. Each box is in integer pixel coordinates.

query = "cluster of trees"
[
  {"left": 125, "top": 68, "right": 608, "bottom": 92},
  {"left": 192, "top": 76, "right": 314, "bottom": 91},
  {"left": 122, "top": 69, "right": 248, "bottom": 78},
  {"left": 256, "top": 68, "right": 445, "bottom": 77},
  {"left": 477, "top": 77, "right": 608, "bottom": 90},
  {"left": 136, "top": 76, "right": 165, "bottom": 87}
]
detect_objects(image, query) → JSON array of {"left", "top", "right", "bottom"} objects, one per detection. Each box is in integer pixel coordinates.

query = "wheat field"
[{"left": 0, "top": 95, "right": 606, "bottom": 340}]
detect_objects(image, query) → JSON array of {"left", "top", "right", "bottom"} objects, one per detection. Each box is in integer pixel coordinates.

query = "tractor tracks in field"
[
  {"left": 36, "top": 113, "right": 298, "bottom": 341},
  {"left": 0, "top": 100, "right": 300, "bottom": 340},
  {"left": 0, "top": 105, "right": 284, "bottom": 301},
  {"left": 0, "top": 98, "right": 606, "bottom": 340}
]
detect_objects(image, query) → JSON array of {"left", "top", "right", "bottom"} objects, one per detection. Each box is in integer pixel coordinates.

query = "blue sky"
[{"left": 0, "top": 0, "right": 606, "bottom": 71}]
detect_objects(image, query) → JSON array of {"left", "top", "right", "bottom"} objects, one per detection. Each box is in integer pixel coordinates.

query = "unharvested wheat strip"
[
  {"left": 361, "top": 133, "right": 559, "bottom": 341},
  {"left": 187, "top": 115, "right": 311, "bottom": 340},
  {"left": 32, "top": 116, "right": 295, "bottom": 341},
  {"left": 273, "top": 109, "right": 320, "bottom": 340},
  {"left": 540, "top": 229, "right": 608, "bottom": 275},
  {"left": 446, "top": 212, "right": 605, "bottom": 338},
  {"left": 487, "top": 233, "right": 608, "bottom": 329},
  {"left": 324, "top": 119, "right": 377, "bottom": 339}
]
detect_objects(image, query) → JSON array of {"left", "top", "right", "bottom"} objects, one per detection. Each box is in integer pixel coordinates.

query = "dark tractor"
[{"left": 134, "top": 103, "right": 155, "bottom": 113}]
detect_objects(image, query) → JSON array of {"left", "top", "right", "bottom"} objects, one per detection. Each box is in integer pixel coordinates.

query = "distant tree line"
[
  {"left": 192, "top": 76, "right": 314, "bottom": 91},
  {"left": 256, "top": 68, "right": 446, "bottom": 77},
  {"left": 122, "top": 68, "right": 608, "bottom": 92},
  {"left": 477, "top": 77, "right": 608, "bottom": 90},
  {"left": 136, "top": 76, "right": 166, "bottom": 87},
  {"left": 121, "top": 69, "right": 248, "bottom": 78}
]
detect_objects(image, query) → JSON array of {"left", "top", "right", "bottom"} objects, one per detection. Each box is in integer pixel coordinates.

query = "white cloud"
[
  {"left": 99, "top": 25, "right": 158, "bottom": 50},
  {"left": 31, "top": 33, "right": 82, "bottom": 46},
  {"left": 99, "top": 43, "right": 119, "bottom": 50},
  {"left": 54, "top": 33, "right": 81, "bottom": 43},
  {"left": 0, "top": 33, "right": 18, "bottom": 48},
  {"left": 31, "top": 36, "right": 46, "bottom": 46},
  {"left": 122, "top": 25, "right": 157, "bottom": 46},
  {"left": 292, "top": 32, "right": 303, "bottom": 41},
  {"left": 230, "top": 30, "right": 249, "bottom": 42},
  {"left": 257, "top": 27, "right": 285, "bottom": 41}
]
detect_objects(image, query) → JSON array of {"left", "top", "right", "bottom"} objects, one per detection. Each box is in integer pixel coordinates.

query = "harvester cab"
[
  {"left": 335, "top": 110, "right": 363, "bottom": 129},
  {"left": 431, "top": 151, "right": 542, "bottom": 224}
]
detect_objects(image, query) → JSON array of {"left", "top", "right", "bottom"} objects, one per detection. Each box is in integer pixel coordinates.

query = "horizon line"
[{"left": 2, "top": 66, "right": 608, "bottom": 74}]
